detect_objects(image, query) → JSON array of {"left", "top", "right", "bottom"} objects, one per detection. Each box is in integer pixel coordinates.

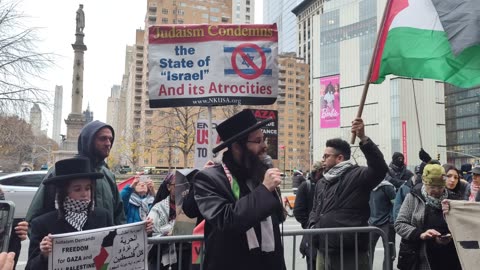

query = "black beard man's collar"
[{"left": 223, "top": 150, "right": 249, "bottom": 181}]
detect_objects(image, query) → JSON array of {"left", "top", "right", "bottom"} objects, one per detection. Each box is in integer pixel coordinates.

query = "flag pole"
[
  {"left": 411, "top": 79, "right": 423, "bottom": 148},
  {"left": 350, "top": 0, "right": 393, "bottom": 144},
  {"left": 208, "top": 105, "right": 213, "bottom": 161}
]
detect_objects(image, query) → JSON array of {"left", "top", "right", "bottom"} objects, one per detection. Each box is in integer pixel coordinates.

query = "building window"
[
  {"left": 177, "top": 9, "right": 184, "bottom": 15},
  {"left": 210, "top": 7, "right": 219, "bottom": 13},
  {"left": 320, "top": 10, "right": 340, "bottom": 77},
  {"left": 202, "top": 13, "right": 209, "bottom": 19},
  {"left": 210, "top": 16, "right": 218, "bottom": 22},
  {"left": 162, "top": 18, "right": 168, "bottom": 24},
  {"left": 162, "top": 8, "right": 168, "bottom": 15},
  {"left": 390, "top": 80, "right": 401, "bottom": 153},
  {"left": 178, "top": 19, "right": 184, "bottom": 24}
]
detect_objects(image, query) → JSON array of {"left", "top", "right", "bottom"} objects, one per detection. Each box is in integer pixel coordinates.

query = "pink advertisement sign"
[{"left": 320, "top": 75, "right": 340, "bottom": 128}]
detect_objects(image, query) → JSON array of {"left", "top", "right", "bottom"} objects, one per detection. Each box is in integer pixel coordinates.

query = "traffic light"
[{"left": 437, "top": 153, "right": 440, "bottom": 161}]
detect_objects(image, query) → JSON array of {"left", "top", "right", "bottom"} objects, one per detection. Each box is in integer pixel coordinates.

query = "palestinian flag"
[{"left": 370, "top": 0, "right": 480, "bottom": 88}]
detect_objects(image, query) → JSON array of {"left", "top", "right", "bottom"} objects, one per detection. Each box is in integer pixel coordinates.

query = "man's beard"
[{"left": 240, "top": 146, "right": 268, "bottom": 186}]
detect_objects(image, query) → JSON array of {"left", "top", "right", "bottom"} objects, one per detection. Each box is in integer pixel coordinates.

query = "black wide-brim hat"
[
  {"left": 213, "top": 109, "right": 273, "bottom": 154},
  {"left": 43, "top": 157, "right": 104, "bottom": 185}
]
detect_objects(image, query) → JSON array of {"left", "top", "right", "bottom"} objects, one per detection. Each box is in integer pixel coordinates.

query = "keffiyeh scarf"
[
  {"left": 222, "top": 163, "right": 275, "bottom": 252},
  {"left": 421, "top": 185, "right": 448, "bottom": 209},
  {"left": 323, "top": 161, "right": 355, "bottom": 182},
  {"left": 63, "top": 196, "right": 91, "bottom": 231},
  {"left": 468, "top": 183, "right": 479, "bottom": 202},
  {"left": 129, "top": 192, "right": 154, "bottom": 220}
]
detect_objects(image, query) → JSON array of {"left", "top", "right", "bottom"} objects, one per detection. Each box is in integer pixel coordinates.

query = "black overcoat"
[{"left": 194, "top": 163, "right": 286, "bottom": 270}]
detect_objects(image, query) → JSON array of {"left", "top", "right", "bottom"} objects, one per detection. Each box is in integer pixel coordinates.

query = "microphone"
[
  {"left": 262, "top": 154, "right": 274, "bottom": 169},
  {"left": 262, "top": 154, "right": 282, "bottom": 201}
]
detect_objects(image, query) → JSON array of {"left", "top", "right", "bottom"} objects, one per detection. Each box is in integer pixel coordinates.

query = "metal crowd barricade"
[{"left": 147, "top": 226, "right": 391, "bottom": 270}]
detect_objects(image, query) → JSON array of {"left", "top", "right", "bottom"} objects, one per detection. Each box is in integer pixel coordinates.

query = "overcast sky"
[{"left": 19, "top": 0, "right": 263, "bottom": 138}]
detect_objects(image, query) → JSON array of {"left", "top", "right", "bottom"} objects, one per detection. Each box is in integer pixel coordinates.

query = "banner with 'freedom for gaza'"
[{"left": 148, "top": 24, "right": 278, "bottom": 108}]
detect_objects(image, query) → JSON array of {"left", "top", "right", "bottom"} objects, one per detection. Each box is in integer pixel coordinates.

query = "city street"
[{"left": 16, "top": 215, "right": 398, "bottom": 270}]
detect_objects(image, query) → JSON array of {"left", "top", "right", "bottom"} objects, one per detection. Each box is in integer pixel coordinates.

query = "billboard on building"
[
  {"left": 320, "top": 75, "right": 341, "bottom": 128},
  {"left": 252, "top": 109, "right": 278, "bottom": 159},
  {"left": 148, "top": 24, "right": 278, "bottom": 108}
]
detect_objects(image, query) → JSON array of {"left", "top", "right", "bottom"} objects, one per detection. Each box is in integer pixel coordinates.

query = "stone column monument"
[{"left": 55, "top": 4, "right": 87, "bottom": 161}]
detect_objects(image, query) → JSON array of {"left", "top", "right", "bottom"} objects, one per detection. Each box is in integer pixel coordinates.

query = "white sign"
[
  {"left": 194, "top": 120, "right": 222, "bottom": 169},
  {"left": 148, "top": 24, "right": 278, "bottom": 107},
  {"left": 445, "top": 200, "right": 480, "bottom": 270},
  {"left": 49, "top": 222, "right": 147, "bottom": 270}
]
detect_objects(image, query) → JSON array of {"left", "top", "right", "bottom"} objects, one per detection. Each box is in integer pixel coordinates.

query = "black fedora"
[
  {"left": 213, "top": 109, "right": 273, "bottom": 154},
  {"left": 43, "top": 157, "right": 104, "bottom": 185}
]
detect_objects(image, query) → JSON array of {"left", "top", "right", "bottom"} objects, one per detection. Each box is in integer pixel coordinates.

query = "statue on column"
[{"left": 76, "top": 4, "right": 85, "bottom": 34}]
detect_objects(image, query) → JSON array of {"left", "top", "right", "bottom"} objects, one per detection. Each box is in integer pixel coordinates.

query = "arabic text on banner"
[{"left": 48, "top": 221, "right": 147, "bottom": 270}]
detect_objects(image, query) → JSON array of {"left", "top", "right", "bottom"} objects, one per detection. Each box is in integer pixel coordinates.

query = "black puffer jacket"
[
  {"left": 308, "top": 138, "right": 388, "bottom": 252},
  {"left": 385, "top": 163, "right": 414, "bottom": 189}
]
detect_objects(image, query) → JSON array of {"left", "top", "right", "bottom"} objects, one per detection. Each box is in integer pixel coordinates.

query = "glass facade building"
[
  {"left": 445, "top": 85, "right": 480, "bottom": 167},
  {"left": 264, "top": 0, "right": 303, "bottom": 53}
]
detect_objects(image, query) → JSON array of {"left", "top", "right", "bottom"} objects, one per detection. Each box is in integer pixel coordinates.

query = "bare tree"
[
  {"left": 152, "top": 107, "right": 206, "bottom": 169},
  {"left": 217, "top": 104, "right": 243, "bottom": 119},
  {"left": 0, "top": 0, "right": 53, "bottom": 115},
  {"left": 0, "top": 114, "right": 57, "bottom": 171}
]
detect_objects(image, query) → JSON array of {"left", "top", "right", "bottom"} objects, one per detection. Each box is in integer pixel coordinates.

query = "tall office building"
[
  {"left": 270, "top": 53, "right": 310, "bottom": 171},
  {"left": 52, "top": 85, "right": 63, "bottom": 143},
  {"left": 231, "top": 0, "right": 255, "bottom": 24},
  {"left": 445, "top": 85, "right": 480, "bottom": 167},
  {"left": 263, "top": 0, "right": 303, "bottom": 53},
  {"left": 123, "top": 0, "right": 234, "bottom": 169},
  {"left": 106, "top": 85, "right": 122, "bottom": 132},
  {"left": 83, "top": 104, "right": 93, "bottom": 124},
  {"left": 30, "top": 103, "right": 42, "bottom": 136},
  {"left": 293, "top": 0, "right": 447, "bottom": 169}
]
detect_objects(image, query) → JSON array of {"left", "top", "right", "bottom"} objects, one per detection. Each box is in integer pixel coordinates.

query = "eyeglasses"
[
  {"left": 322, "top": 153, "right": 338, "bottom": 160},
  {"left": 247, "top": 137, "right": 266, "bottom": 144}
]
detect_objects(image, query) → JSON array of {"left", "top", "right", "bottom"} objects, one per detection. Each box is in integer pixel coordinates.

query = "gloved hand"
[{"left": 419, "top": 148, "right": 432, "bottom": 163}]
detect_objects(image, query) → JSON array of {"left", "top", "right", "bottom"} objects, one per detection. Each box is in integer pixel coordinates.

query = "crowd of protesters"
[{"left": 2, "top": 112, "right": 479, "bottom": 270}]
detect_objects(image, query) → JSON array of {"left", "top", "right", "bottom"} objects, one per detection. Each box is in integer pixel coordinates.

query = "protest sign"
[
  {"left": 148, "top": 24, "right": 278, "bottom": 107},
  {"left": 444, "top": 200, "right": 480, "bottom": 270},
  {"left": 251, "top": 109, "right": 278, "bottom": 159},
  {"left": 173, "top": 169, "right": 198, "bottom": 236},
  {"left": 194, "top": 120, "right": 222, "bottom": 169},
  {"left": 49, "top": 222, "right": 147, "bottom": 270}
]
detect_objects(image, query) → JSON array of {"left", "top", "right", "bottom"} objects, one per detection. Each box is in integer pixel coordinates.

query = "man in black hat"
[{"left": 193, "top": 109, "right": 286, "bottom": 270}]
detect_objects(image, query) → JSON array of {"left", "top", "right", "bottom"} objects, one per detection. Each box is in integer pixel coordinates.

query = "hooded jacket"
[
  {"left": 26, "top": 121, "right": 126, "bottom": 225},
  {"left": 369, "top": 180, "right": 396, "bottom": 226},
  {"left": 385, "top": 153, "right": 414, "bottom": 189}
]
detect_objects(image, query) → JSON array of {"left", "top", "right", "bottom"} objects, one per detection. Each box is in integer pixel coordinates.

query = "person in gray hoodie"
[{"left": 26, "top": 120, "right": 126, "bottom": 226}]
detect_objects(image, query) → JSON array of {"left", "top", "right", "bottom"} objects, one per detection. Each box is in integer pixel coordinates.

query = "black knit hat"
[
  {"left": 43, "top": 157, "right": 104, "bottom": 185},
  {"left": 213, "top": 109, "right": 273, "bottom": 154}
]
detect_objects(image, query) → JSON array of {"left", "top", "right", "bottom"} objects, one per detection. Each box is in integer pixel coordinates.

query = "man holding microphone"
[{"left": 193, "top": 109, "right": 286, "bottom": 270}]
